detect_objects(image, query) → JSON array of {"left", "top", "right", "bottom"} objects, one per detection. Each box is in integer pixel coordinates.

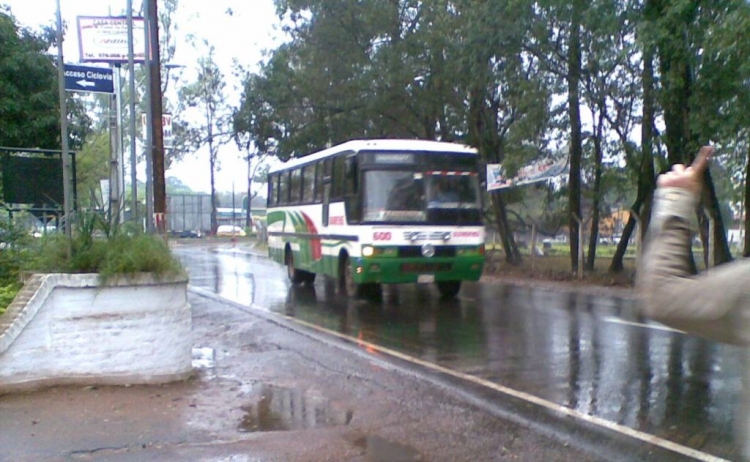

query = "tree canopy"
[{"left": 233, "top": 0, "right": 750, "bottom": 272}]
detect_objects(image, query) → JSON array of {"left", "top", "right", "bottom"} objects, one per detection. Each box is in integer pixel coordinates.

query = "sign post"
[{"left": 56, "top": 0, "right": 73, "bottom": 249}]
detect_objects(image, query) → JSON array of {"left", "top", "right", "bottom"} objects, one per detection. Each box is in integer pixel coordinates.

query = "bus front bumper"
[{"left": 350, "top": 256, "right": 485, "bottom": 285}]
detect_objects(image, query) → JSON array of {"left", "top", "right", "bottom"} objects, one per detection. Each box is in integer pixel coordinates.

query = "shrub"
[
  {"left": 16, "top": 210, "right": 185, "bottom": 284},
  {"left": 0, "top": 282, "right": 21, "bottom": 315},
  {"left": 0, "top": 219, "right": 35, "bottom": 314},
  {"left": 24, "top": 232, "right": 185, "bottom": 282}
]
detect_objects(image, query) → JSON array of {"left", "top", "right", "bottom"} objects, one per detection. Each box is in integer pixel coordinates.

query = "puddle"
[
  {"left": 354, "top": 436, "right": 422, "bottom": 462},
  {"left": 238, "top": 384, "right": 353, "bottom": 432},
  {"left": 191, "top": 347, "right": 216, "bottom": 369}
]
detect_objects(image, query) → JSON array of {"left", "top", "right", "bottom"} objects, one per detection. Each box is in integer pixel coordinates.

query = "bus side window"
[
  {"left": 279, "top": 171, "right": 290, "bottom": 205},
  {"left": 268, "top": 173, "right": 277, "bottom": 206},
  {"left": 290, "top": 168, "right": 302, "bottom": 204},
  {"left": 302, "top": 164, "right": 315, "bottom": 203},
  {"left": 313, "top": 161, "right": 324, "bottom": 203},
  {"left": 332, "top": 156, "right": 346, "bottom": 200},
  {"left": 344, "top": 156, "right": 357, "bottom": 195}
]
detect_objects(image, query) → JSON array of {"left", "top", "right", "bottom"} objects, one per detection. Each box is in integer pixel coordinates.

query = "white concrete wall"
[{"left": 0, "top": 273, "right": 192, "bottom": 392}]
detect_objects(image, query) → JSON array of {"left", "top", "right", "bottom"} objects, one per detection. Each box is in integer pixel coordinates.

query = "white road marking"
[{"left": 601, "top": 316, "right": 686, "bottom": 334}]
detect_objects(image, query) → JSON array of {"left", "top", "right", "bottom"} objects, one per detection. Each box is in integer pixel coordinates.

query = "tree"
[
  {"left": 178, "top": 45, "right": 231, "bottom": 233},
  {"left": 74, "top": 130, "right": 109, "bottom": 208},
  {"left": 454, "top": 0, "right": 553, "bottom": 265},
  {"left": 0, "top": 8, "right": 90, "bottom": 150},
  {"left": 232, "top": 127, "right": 269, "bottom": 228}
]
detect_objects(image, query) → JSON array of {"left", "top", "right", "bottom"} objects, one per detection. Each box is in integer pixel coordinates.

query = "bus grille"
[
  {"left": 397, "top": 246, "right": 456, "bottom": 258},
  {"left": 401, "top": 262, "right": 453, "bottom": 273}
]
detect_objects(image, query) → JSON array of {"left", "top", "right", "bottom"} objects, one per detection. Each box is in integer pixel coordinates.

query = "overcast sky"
[{"left": 4, "top": 0, "right": 282, "bottom": 194}]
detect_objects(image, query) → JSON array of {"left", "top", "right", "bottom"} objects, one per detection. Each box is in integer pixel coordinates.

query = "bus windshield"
[{"left": 362, "top": 170, "right": 481, "bottom": 224}]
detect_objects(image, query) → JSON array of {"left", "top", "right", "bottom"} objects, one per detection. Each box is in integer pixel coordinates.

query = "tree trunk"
[
  {"left": 744, "top": 143, "right": 750, "bottom": 257},
  {"left": 567, "top": 0, "right": 583, "bottom": 273},
  {"left": 466, "top": 88, "right": 521, "bottom": 265},
  {"left": 700, "top": 170, "right": 732, "bottom": 265},
  {"left": 586, "top": 106, "right": 605, "bottom": 271},
  {"left": 610, "top": 41, "right": 656, "bottom": 273},
  {"left": 246, "top": 158, "right": 253, "bottom": 229},
  {"left": 491, "top": 192, "right": 522, "bottom": 265},
  {"left": 638, "top": 43, "right": 656, "bottom": 240},
  {"left": 209, "top": 141, "right": 217, "bottom": 234}
]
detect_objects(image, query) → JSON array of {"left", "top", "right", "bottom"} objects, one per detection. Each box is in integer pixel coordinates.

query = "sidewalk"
[{"left": 0, "top": 243, "right": 687, "bottom": 462}]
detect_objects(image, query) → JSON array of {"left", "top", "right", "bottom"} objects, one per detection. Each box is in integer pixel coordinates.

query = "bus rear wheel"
[{"left": 436, "top": 281, "right": 461, "bottom": 299}]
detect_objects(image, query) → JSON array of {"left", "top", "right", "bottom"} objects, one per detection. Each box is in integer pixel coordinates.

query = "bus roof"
[{"left": 268, "top": 139, "right": 478, "bottom": 174}]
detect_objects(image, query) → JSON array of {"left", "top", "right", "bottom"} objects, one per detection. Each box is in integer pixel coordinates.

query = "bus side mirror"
[{"left": 323, "top": 175, "right": 332, "bottom": 185}]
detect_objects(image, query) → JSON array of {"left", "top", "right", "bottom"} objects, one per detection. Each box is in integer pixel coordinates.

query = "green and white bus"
[{"left": 266, "top": 139, "right": 486, "bottom": 298}]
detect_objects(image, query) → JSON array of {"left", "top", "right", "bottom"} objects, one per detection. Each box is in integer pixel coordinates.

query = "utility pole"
[
  {"left": 146, "top": 0, "right": 167, "bottom": 234},
  {"left": 143, "top": 2, "right": 154, "bottom": 233},
  {"left": 109, "top": 64, "right": 122, "bottom": 226},
  {"left": 55, "top": 0, "right": 73, "bottom": 247}
]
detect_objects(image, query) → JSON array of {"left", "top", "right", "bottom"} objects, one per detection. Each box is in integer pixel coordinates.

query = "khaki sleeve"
[{"left": 637, "top": 188, "right": 750, "bottom": 345}]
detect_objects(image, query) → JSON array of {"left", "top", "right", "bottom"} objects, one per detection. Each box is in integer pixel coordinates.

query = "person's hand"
[{"left": 656, "top": 146, "right": 713, "bottom": 195}]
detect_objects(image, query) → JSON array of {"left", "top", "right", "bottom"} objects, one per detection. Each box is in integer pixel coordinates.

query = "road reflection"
[{"left": 175, "top": 244, "right": 744, "bottom": 460}]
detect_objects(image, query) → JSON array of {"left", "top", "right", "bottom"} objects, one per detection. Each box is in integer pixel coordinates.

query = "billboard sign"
[
  {"left": 77, "top": 16, "right": 146, "bottom": 63},
  {"left": 487, "top": 156, "right": 568, "bottom": 191},
  {"left": 63, "top": 64, "right": 114, "bottom": 94},
  {"left": 141, "top": 113, "right": 174, "bottom": 147}
]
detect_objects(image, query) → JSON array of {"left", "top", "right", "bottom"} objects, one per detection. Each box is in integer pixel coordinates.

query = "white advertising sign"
[
  {"left": 78, "top": 16, "right": 146, "bottom": 63},
  {"left": 99, "top": 179, "right": 110, "bottom": 212},
  {"left": 141, "top": 113, "right": 174, "bottom": 147},
  {"left": 487, "top": 156, "right": 569, "bottom": 191}
]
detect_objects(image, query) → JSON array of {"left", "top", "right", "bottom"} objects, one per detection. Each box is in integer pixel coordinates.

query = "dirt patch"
[{"left": 482, "top": 251, "right": 637, "bottom": 299}]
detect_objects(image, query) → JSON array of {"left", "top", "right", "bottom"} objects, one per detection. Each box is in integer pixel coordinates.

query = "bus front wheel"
[
  {"left": 436, "top": 281, "right": 461, "bottom": 299},
  {"left": 340, "top": 256, "right": 380, "bottom": 298},
  {"left": 286, "top": 251, "right": 305, "bottom": 285},
  {"left": 340, "top": 257, "right": 358, "bottom": 297}
]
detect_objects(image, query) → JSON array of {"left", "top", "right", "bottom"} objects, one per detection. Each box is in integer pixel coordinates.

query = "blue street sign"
[{"left": 63, "top": 64, "right": 114, "bottom": 94}]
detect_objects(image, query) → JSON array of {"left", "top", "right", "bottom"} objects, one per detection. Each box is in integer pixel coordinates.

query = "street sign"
[{"left": 64, "top": 64, "right": 114, "bottom": 94}]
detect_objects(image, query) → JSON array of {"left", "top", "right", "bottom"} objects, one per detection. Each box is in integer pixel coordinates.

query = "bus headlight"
[{"left": 361, "top": 246, "right": 398, "bottom": 257}]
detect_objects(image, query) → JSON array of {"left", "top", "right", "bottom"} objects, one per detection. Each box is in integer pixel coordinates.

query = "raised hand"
[{"left": 656, "top": 146, "right": 713, "bottom": 195}]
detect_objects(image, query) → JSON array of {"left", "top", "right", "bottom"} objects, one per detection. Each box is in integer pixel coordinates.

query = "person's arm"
[{"left": 637, "top": 147, "right": 750, "bottom": 345}]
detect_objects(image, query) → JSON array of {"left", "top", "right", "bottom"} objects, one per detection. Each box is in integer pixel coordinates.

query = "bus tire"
[
  {"left": 286, "top": 250, "right": 305, "bottom": 285},
  {"left": 360, "top": 283, "right": 382, "bottom": 299},
  {"left": 436, "top": 281, "right": 461, "bottom": 299},
  {"left": 302, "top": 271, "right": 316, "bottom": 285},
  {"left": 340, "top": 256, "right": 359, "bottom": 297}
]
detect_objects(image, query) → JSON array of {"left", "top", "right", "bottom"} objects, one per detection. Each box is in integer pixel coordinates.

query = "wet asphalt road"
[{"left": 173, "top": 241, "right": 746, "bottom": 461}]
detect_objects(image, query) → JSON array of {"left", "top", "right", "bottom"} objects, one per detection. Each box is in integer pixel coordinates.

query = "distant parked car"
[
  {"left": 216, "top": 225, "right": 245, "bottom": 237},
  {"left": 169, "top": 230, "right": 204, "bottom": 239}
]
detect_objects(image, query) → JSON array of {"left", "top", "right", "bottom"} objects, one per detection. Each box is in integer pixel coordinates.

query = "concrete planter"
[{"left": 0, "top": 273, "right": 192, "bottom": 393}]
